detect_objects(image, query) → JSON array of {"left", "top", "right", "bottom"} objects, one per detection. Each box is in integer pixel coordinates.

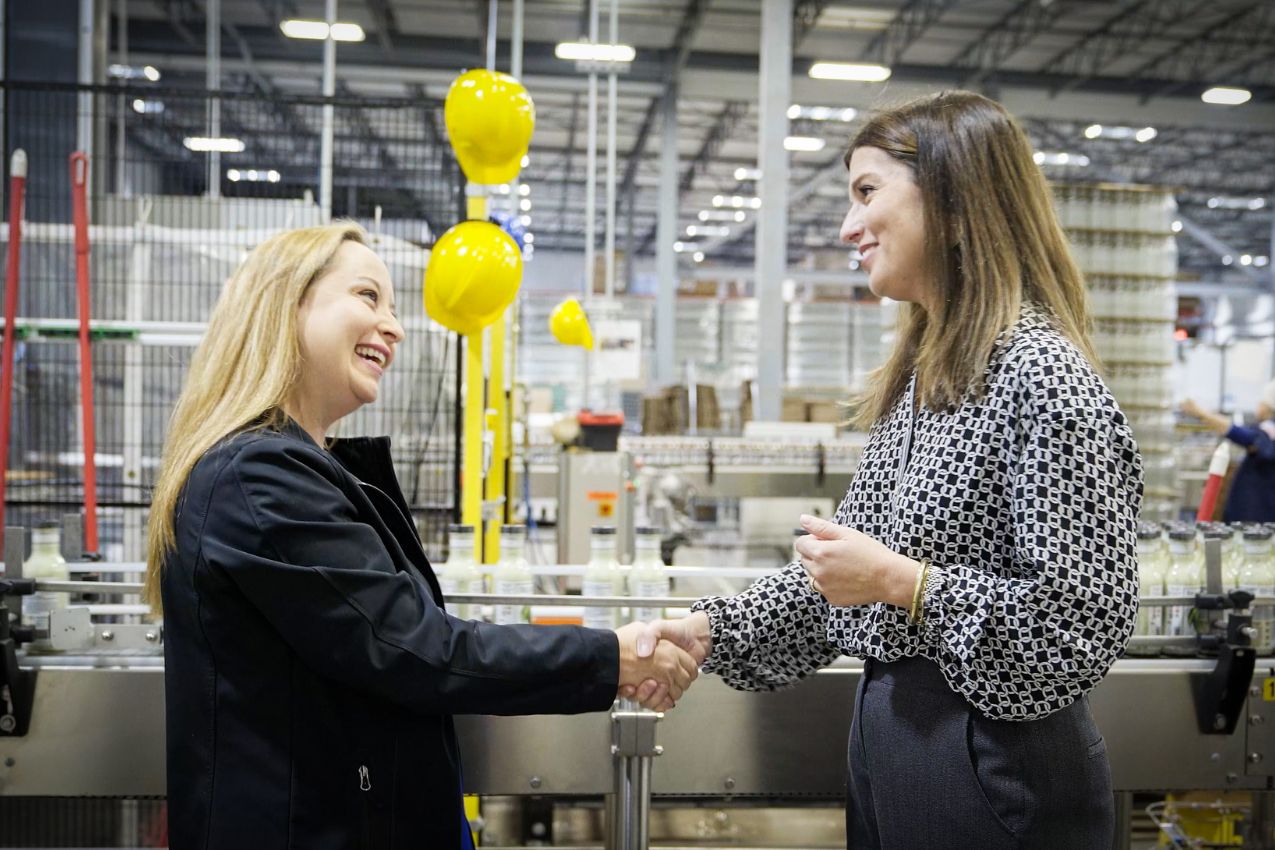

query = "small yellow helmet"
[
  {"left": 549, "top": 297, "right": 594, "bottom": 350},
  {"left": 424, "top": 221, "right": 523, "bottom": 336},
  {"left": 444, "top": 69, "right": 535, "bottom": 185}
]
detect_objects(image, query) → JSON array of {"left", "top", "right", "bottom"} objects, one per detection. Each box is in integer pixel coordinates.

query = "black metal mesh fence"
[{"left": 1, "top": 80, "right": 464, "bottom": 561}]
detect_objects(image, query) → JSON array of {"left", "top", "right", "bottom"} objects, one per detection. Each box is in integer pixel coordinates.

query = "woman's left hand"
[{"left": 794, "top": 514, "right": 919, "bottom": 608}]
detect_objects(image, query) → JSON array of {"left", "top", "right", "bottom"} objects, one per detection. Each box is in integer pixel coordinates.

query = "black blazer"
[{"left": 161, "top": 420, "right": 619, "bottom": 850}]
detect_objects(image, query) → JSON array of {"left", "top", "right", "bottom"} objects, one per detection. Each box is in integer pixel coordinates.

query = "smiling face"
[
  {"left": 839, "top": 145, "right": 931, "bottom": 305},
  {"left": 289, "top": 241, "right": 405, "bottom": 438}
]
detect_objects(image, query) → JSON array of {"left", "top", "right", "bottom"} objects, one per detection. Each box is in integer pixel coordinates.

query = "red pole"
[
  {"left": 70, "top": 152, "right": 98, "bottom": 554},
  {"left": 0, "top": 150, "right": 28, "bottom": 554}
]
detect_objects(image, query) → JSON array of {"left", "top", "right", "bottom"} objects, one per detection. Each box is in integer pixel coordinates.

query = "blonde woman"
[
  {"left": 632, "top": 92, "right": 1142, "bottom": 848},
  {"left": 145, "top": 223, "right": 697, "bottom": 850}
]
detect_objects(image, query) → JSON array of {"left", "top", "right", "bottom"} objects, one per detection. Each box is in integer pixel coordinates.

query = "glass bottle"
[
  {"left": 21, "top": 522, "right": 68, "bottom": 654},
  {"left": 583, "top": 526, "right": 621, "bottom": 630},
  {"left": 1240, "top": 527, "right": 1275, "bottom": 655},
  {"left": 1163, "top": 528, "right": 1202, "bottom": 653},
  {"left": 1131, "top": 523, "right": 1166, "bottom": 655},
  {"left": 629, "top": 526, "right": 669, "bottom": 623},
  {"left": 491, "top": 525, "right": 533, "bottom": 625},
  {"left": 436, "top": 524, "right": 483, "bottom": 621}
]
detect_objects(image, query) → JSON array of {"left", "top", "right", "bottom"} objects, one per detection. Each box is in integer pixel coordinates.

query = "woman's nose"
[
  {"left": 839, "top": 206, "right": 864, "bottom": 246},
  {"left": 382, "top": 313, "right": 405, "bottom": 344}
]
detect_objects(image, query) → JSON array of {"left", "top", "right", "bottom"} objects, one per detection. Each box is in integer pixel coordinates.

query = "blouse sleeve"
[
  {"left": 917, "top": 404, "right": 1143, "bottom": 721},
  {"left": 1227, "top": 424, "right": 1275, "bottom": 461},
  {"left": 691, "top": 563, "right": 842, "bottom": 692}
]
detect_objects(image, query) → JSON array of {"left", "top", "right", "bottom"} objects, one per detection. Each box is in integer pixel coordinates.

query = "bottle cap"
[
  {"left": 448, "top": 524, "right": 475, "bottom": 534},
  {"left": 590, "top": 526, "right": 617, "bottom": 535}
]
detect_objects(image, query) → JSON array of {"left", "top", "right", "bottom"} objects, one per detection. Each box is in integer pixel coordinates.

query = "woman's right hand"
[
  {"left": 616, "top": 613, "right": 712, "bottom": 706},
  {"left": 615, "top": 622, "right": 700, "bottom": 711}
]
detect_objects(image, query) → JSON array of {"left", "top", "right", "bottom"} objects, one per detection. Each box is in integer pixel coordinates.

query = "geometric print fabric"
[{"left": 694, "top": 304, "right": 1143, "bottom": 720}]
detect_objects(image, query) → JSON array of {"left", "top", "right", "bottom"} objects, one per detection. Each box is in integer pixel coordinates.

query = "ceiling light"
[
  {"left": 131, "top": 98, "right": 164, "bottom": 115},
  {"left": 1207, "top": 196, "right": 1267, "bottom": 210},
  {"left": 713, "top": 195, "right": 760, "bottom": 209},
  {"left": 554, "top": 41, "right": 636, "bottom": 63},
  {"left": 108, "top": 64, "right": 161, "bottom": 81},
  {"left": 280, "top": 20, "right": 365, "bottom": 41},
  {"left": 524, "top": 233, "right": 534, "bottom": 244},
  {"left": 734, "top": 211, "right": 746, "bottom": 222},
  {"left": 673, "top": 241, "right": 687, "bottom": 252},
  {"left": 519, "top": 198, "right": 532, "bottom": 211},
  {"left": 184, "top": 136, "right": 245, "bottom": 153},
  {"left": 518, "top": 184, "right": 531, "bottom": 196},
  {"left": 1222, "top": 255, "right": 1234, "bottom": 265},
  {"left": 1033, "top": 151, "right": 1089, "bottom": 167},
  {"left": 734, "top": 167, "right": 761, "bottom": 181},
  {"left": 225, "top": 168, "right": 280, "bottom": 183},
  {"left": 785, "top": 136, "right": 826, "bottom": 152},
  {"left": 698, "top": 209, "right": 739, "bottom": 222},
  {"left": 1241, "top": 254, "right": 1253, "bottom": 266},
  {"left": 1084, "top": 124, "right": 1102, "bottom": 139},
  {"left": 789, "top": 104, "right": 857, "bottom": 122},
  {"left": 1202, "top": 86, "right": 1251, "bottom": 105},
  {"left": 692, "top": 251, "right": 705, "bottom": 263},
  {"left": 686, "top": 225, "right": 729, "bottom": 238},
  {"left": 329, "top": 23, "right": 365, "bottom": 41},
  {"left": 1257, "top": 256, "right": 1269, "bottom": 268},
  {"left": 521, "top": 155, "right": 530, "bottom": 168},
  {"left": 1134, "top": 127, "right": 1157, "bottom": 143},
  {"left": 1171, "top": 220, "right": 1183, "bottom": 233},
  {"left": 496, "top": 184, "right": 511, "bottom": 195},
  {"left": 808, "top": 61, "right": 891, "bottom": 82},
  {"left": 519, "top": 214, "right": 531, "bottom": 226}
]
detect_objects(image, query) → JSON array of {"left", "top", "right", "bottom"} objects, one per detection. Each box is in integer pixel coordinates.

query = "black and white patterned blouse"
[{"left": 693, "top": 305, "right": 1143, "bottom": 721}]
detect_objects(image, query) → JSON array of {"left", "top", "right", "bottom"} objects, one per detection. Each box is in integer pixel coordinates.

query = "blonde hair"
[
  {"left": 143, "top": 222, "right": 367, "bottom": 611},
  {"left": 848, "top": 91, "right": 1096, "bottom": 427}
]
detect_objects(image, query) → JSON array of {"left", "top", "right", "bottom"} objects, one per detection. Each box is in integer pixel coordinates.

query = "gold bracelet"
[{"left": 908, "top": 559, "right": 929, "bottom": 625}]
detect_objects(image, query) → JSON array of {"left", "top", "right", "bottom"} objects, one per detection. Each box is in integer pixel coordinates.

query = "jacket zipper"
[{"left": 359, "top": 765, "right": 373, "bottom": 850}]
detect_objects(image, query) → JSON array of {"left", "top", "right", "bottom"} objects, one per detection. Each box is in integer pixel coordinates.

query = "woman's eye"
[
  {"left": 361, "top": 289, "right": 379, "bottom": 303},
  {"left": 859, "top": 185, "right": 875, "bottom": 199}
]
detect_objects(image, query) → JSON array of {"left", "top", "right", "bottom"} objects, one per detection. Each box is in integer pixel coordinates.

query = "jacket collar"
[{"left": 274, "top": 416, "right": 400, "bottom": 499}]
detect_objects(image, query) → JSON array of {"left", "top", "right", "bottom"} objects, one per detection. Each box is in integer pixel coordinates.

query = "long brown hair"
[
  {"left": 848, "top": 91, "right": 1096, "bottom": 427},
  {"left": 143, "top": 222, "right": 367, "bottom": 611}
]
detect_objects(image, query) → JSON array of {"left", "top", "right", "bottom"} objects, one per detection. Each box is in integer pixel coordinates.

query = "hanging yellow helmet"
[
  {"left": 549, "top": 297, "right": 594, "bottom": 350},
  {"left": 424, "top": 221, "right": 523, "bottom": 336},
  {"left": 444, "top": 69, "right": 535, "bottom": 185}
]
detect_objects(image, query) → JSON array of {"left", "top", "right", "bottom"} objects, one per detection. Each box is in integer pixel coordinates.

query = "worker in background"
[
  {"left": 1181, "top": 380, "right": 1275, "bottom": 522},
  {"left": 142, "top": 223, "right": 698, "bottom": 850},
  {"left": 627, "top": 91, "right": 1141, "bottom": 849}
]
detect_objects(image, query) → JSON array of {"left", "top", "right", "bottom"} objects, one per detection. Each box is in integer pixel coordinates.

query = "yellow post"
[
  {"left": 460, "top": 192, "right": 488, "bottom": 563},
  {"left": 462, "top": 333, "right": 485, "bottom": 562},
  {"left": 483, "top": 309, "right": 508, "bottom": 563}
]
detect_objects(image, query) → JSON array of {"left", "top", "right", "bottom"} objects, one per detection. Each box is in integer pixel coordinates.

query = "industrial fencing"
[{"left": 0, "top": 80, "right": 466, "bottom": 564}]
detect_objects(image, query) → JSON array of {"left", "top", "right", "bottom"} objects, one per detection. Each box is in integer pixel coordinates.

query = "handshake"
[{"left": 612, "top": 611, "right": 712, "bottom": 712}]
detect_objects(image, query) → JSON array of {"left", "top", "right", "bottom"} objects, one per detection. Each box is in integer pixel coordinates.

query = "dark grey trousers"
[{"left": 847, "top": 656, "right": 1113, "bottom": 850}]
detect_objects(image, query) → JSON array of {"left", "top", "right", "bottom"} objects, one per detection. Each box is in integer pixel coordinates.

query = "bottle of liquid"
[
  {"left": 491, "top": 525, "right": 533, "bottom": 625},
  {"left": 1163, "top": 527, "right": 1202, "bottom": 654},
  {"left": 1240, "top": 526, "right": 1275, "bottom": 655},
  {"left": 1225, "top": 523, "right": 1247, "bottom": 588},
  {"left": 436, "top": 524, "right": 483, "bottom": 621},
  {"left": 629, "top": 526, "right": 669, "bottom": 622},
  {"left": 583, "top": 526, "right": 621, "bottom": 630},
  {"left": 1131, "top": 523, "right": 1166, "bottom": 655},
  {"left": 21, "top": 522, "right": 68, "bottom": 654}
]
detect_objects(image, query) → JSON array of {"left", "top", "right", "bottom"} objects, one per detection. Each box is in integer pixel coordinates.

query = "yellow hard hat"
[
  {"left": 549, "top": 297, "right": 594, "bottom": 350},
  {"left": 444, "top": 69, "right": 535, "bottom": 185},
  {"left": 424, "top": 221, "right": 523, "bottom": 336}
]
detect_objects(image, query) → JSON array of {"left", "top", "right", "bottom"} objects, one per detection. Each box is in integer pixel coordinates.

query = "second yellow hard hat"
[{"left": 424, "top": 221, "right": 523, "bottom": 336}]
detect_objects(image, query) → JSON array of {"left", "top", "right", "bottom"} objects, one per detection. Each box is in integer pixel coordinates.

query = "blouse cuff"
[
  {"left": 917, "top": 562, "right": 946, "bottom": 645},
  {"left": 689, "top": 595, "right": 732, "bottom": 674}
]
